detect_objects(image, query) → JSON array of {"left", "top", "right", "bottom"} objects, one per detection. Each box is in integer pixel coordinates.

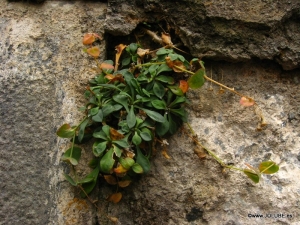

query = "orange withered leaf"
[
  {"left": 179, "top": 80, "right": 189, "bottom": 93},
  {"left": 100, "top": 62, "right": 114, "bottom": 70},
  {"left": 114, "top": 164, "right": 128, "bottom": 174},
  {"left": 83, "top": 33, "right": 102, "bottom": 45},
  {"left": 87, "top": 46, "right": 100, "bottom": 57},
  {"left": 165, "top": 57, "right": 186, "bottom": 73},
  {"left": 240, "top": 97, "right": 255, "bottom": 107},
  {"left": 107, "top": 192, "right": 122, "bottom": 203}
]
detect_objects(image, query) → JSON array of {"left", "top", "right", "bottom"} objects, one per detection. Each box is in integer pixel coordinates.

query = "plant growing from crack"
[{"left": 57, "top": 31, "right": 279, "bottom": 203}]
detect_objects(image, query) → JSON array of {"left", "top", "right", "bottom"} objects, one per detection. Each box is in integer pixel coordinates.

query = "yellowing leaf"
[
  {"left": 104, "top": 175, "right": 117, "bottom": 185},
  {"left": 259, "top": 161, "right": 279, "bottom": 174},
  {"left": 107, "top": 192, "right": 122, "bottom": 203},
  {"left": 162, "top": 149, "right": 171, "bottom": 159},
  {"left": 105, "top": 74, "right": 115, "bottom": 80},
  {"left": 113, "top": 164, "right": 128, "bottom": 174},
  {"left": 240, "top": 97, "right": 255, "bottom": 107},
  {"left": 118, "top": 180, "right": 131, "bottom": 188},
  {"left": 179, "top": 80, "right": 189, "bottom": 93},
  {"left": 87, "top": 46, "right": 100, "bottom": 58},
  {"left": 161, "top": 32, "right": 173, "bottom": 45}
]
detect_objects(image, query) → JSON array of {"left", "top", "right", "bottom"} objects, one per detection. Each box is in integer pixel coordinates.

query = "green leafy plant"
[{"left": 57, "top": 31, "right": 279, "bottom": 202}]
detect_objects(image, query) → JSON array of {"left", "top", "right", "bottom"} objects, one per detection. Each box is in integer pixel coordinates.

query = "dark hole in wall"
[{"left": 105, "top": 22, "right": 192, "bottom": 65}]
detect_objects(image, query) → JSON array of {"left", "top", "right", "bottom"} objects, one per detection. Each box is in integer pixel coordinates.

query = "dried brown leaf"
[
  {"left": 107, "top": 192, "right": 122, "bottom": 203},
  {"left": 137, "top": 48, "right": 150, "bottom": 58},
  {"left": 110, "top": 127, "right": 124, "bottom": 141},
  {"left": 161, "top": 32, "right": 173, "bottom": 45},
  {"left": 104, "top": 175, "right": 117, "bottom": 185},
  {"left": 118, "top": 180, "right": 131, "bottom": 188},
  {"left": 115, "top": 44, "right": 126, "bottom": 72}
]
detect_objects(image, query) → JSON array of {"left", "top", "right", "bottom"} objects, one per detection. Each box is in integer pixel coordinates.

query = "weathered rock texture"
[
  {"left": 0, "top": 1, "right": 299, "bottom": 225},
  {"left": 105, "top": 0, "right": 300, "bottom": 70}
]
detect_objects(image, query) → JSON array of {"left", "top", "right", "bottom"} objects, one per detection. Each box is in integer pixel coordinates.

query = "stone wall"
[{"left": 0, "top": 1, "right": 299, "bottom": 225}]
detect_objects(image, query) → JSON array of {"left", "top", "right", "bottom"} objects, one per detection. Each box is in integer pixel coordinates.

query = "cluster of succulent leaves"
[
  {"left": 56, "top": 36, "right": 206, "bottom": 200},
  {"left": 57, "top": 32, "right": 279, "bottom": 201}
]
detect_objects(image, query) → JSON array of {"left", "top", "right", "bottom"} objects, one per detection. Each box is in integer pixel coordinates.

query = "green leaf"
[
  {"left": 92, "top": 110, "right": 103, "bottom": 122},
  {"left": 93, "top": 141, "right": 107, "bottom": 157},
  {"left": 149, "top": 64, "right": 159, "bottom": 76},
  {"left": 170, "top": 108, "right": 188, "bottom": 122},
  {"left": 168, "top": 85, "right": 184, "bottom": 96},
  {"left": 131, "top": 79, "right": 142, "bottom": 94},
  {"left": 89, "top": 107, "right": 99, "bottom": 116},
  {"left": 122, "top": 57, "right": 131, "bottom": 66},
  {"left": 78, "top": 176, "right": 94, "bottom": 184},
  {"left": 81, "top": 180, "right": 97, "bottom": 197},
  {"left": 132, "top": 163, "right": 144, "bottom": 174},
  {"left": 168, "top": 53, "right": 179, "bottom": 61},
  {"left": 140, "top": 131, "right": 152, "bottom": 141},
  {"left": 153, "top": 81, "right": 166, "bottom": 99},
  {"left": 259, "top": 161, "right": 279, "bottom": 174},
  {"left": 127, "top": 105, "right": 136, "bottom": 128},
  {"left": 156, "top": 48, "right": 173, "bottom": 55},
  {"left": 187, "top": 68, "right": 205, "bottom": 89},
  {"left": 155, "top": 75, "right": 175, "bottom": 84},
  {"left": 142, "top": 108, "right": 166, "bottom": 123},
  {"left": 243, "top": 169, "right": 260, "bottom": 183},
  {"left": 56, "top": 124, "right": 76, "bottom": 138},
  {"left": 93, "top": 130, "right": 108, "bottom": 140},
  {"left": 61, "top": 146, "right": 82, "bottom": 166},
  {"left": 102, "top": 125, "right": 110, "bottom": 138},
  {"left": 100, "top": 148, "right": 115, "bottom": 173},
  {"left": 113, "top": 138, "right": 130, "bottom": 148},
  {"left": 102, "top": 104, "right": 115, "bottom": 117},
  {"left": 88, "top": 158, "right": 99, "bottom": 169},
  {"left": 132, "top": 132, "right": 142, "bottom": 145},
  {"left": 136, "top": 147, "right": 151, "bottom": 173},
  {"left": 113, "top": 144, "right": 122, "bottom": 157},
  {"left": 78, "top": 119, "right": 89, "bottom": 143},
  {"left": 80, "top": 166, "right": 100, "bottom": 197},
  {"left": 151, "top": 99, "right": 167, "bottom": 110},
  {"left": 113, "top": 94, "right": 129, "bottom": 112},
  {"left": 64, "top": 174, "right": 77, "bottom": 186},
  {"left": 119, "top": 157, "right": 135, "bottom": 170},
  {"left": 157, "top": 63, "right": 173, "bottom": 75},
  {"left": 129, "top": 43, "right": 138, "bottom": 53},
  {"left": 168, "top": 114, "right": 178, "bottom": 135},
  {"left": 169, "top": 96, "right": 187, "bottom": 108},
  {"left": 140, "top": 108, "right": 166, "bottom": 123},
  {"left": 156, "top": 114, "right": 169, "bottom": 136}
]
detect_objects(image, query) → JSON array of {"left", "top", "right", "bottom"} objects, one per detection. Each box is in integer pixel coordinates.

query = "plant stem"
[
  {"left": 185, "top": 123, "right": 244, "bottom": 172},
  {"left": 173, "top": 65, "right": 253, "bottom": 100}
]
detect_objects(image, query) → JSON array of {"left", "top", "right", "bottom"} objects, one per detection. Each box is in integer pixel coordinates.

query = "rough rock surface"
[
  {"left": 0, "top": 1, "right": 299, "bottom": 225},
  {"left": 105, "top": 0, "right": 300, "bottom": 70}
]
